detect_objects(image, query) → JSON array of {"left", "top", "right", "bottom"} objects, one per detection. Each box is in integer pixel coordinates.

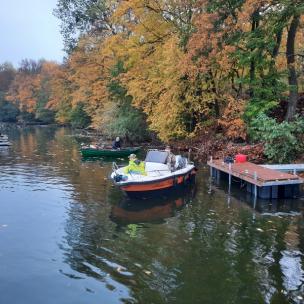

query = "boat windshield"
[{"left": 145, "top": 150, "right": 168, "bottom": 164}]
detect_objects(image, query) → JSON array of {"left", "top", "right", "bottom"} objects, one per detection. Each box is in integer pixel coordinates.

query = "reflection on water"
[
  {"left": 110, "top": 185, "right": 196, "bottom": 225},
  {"left": 210, "top": 177, "right": 304, "bottom": 216},
  {"left": 0, "top": 125, "right": 303, "bottom": 304}
]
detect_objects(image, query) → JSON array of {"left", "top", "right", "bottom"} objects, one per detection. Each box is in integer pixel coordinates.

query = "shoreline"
[{"left": 2, "top": 122, "right": 304, "bottom": 166}]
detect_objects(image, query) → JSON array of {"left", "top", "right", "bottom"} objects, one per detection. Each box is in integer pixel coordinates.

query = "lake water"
[{"left": 0, "top": 126, "right": 303, "bottom": 304}]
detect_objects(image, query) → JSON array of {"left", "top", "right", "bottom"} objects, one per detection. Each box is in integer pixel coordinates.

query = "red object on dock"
[{"left": 235, "top": 154, "right": 247, "bottom": 163}]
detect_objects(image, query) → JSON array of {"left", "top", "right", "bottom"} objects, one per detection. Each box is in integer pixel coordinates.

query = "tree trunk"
[
  {"left": 285, "top": 14, "right": 300, "bottom": 121},
  {"left": 249, "top": 11, "right": 260, "bottom": 97},
  {"left": 209, "top": 72, "right": 220, "bottom": 118},
  {"left": 268, "top": 29, "right": 283, "bottom": 93}
]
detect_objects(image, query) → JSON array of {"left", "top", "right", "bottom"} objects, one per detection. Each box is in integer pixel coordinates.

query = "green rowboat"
[{"left": 81, "top": 146, "right": 141, "bottom": 157}]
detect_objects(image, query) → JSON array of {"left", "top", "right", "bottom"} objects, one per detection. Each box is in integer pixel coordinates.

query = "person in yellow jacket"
[{"left": 124, "top": 154, "right": 147, "bottom": 175}]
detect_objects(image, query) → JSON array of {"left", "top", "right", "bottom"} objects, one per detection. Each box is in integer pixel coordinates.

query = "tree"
[
  {"left": 54, "top": 0, "right": 118, "bottom": 52},
  {"left": 0, "top": 92, "right": 19, "bottom": 122},
  {"left": 6, "top": 59, "right": 43, "bottom": 113},
  {"left": 0, "top": 62, "right": 16, "bottom": 92},
  {"left": 285, "top": 13, "right": 301, "bottom": 120},
  {"left": 69, "top": 103, "right": 91, "bottom": 128},
  {"left": 0, "top": 63, "right": 18, "bottom": 122},
  {"left": 47, "top": 64, "right": 73, "bottom": 124},
  {"left": 110, "top": 0, "right": 201, "bottom": 140},
  {"left": 98, "top": 61, "right": 150, "bottom": 141},
  {"left": 6, "top": 60, "right": 60, "bottom": 123}
]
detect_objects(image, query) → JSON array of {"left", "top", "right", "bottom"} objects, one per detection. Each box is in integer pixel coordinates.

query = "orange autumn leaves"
[
  {"left": 7, "top": 61, "right": 59, "bottom": 113},
  {"left": 5, "top": 0, "right": 304, "bottom": 141}
]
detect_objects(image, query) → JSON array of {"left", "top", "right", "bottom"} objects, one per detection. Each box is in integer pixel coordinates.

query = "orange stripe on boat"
[{"left": 121, "top": 178, "right": 174, "bottom": 192}]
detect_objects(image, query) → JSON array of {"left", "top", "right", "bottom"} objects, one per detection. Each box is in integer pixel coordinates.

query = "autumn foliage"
[{"left": 1, "top": 0, "right": 304, "bottom": 151}]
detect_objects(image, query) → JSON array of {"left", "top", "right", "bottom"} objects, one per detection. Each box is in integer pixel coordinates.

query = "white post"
[
  {"left": 254, "top": 171, "right": 257, "bottom": 198},
  {"left": 252, "top": 196, "right": 257, "bottom": 222},
  {"left": 228, "top": 163, "right": 232, "bottom": 191},
  {"left": 209, "top": 155, "right": 214, "bottom": 192},
  {"left": 209, "top": 155, "right": 213, "bottom": 178},
  {"left": 188, "top": 148, "right": 192, "bottom": 162},
  {"left": 253, "top": 172, "right": 258, "bottom": 221}
]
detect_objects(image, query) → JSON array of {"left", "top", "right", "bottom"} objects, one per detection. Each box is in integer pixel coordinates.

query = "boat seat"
[{"left": 145, "top": 162, "right": 171, "bottom": 176}]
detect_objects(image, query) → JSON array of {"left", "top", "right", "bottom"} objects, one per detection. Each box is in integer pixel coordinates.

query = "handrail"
[{"left": 112, "top": 162, "right": 119, "bottom": 173}]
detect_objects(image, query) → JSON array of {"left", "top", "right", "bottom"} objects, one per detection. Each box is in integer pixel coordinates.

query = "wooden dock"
[{"left": 208, "top": 159, "right": 304, "bottom": 199}]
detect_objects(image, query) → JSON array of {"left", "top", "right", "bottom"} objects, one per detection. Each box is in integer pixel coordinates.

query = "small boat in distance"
[
  {"left": 0, "top": 134, "right": 12, "bottom": 146},
  {"left": 80, "top": 145, "right": 141, "bottom": 157},
  {"left": 111, "top": 150, "right": 197, "bottom": 198}
]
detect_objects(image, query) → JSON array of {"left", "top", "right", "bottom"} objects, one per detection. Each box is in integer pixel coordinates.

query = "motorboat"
[
  {"left": 0, "top": 134, "right": 11, "bottom": 146},
  {"left": 111, "top": 150, "right": 197, "bottom": 198}
]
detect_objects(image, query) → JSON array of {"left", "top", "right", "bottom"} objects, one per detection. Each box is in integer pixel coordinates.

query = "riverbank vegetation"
[{"left": 0, "top": 0, "right": 304, "bottom": 162}]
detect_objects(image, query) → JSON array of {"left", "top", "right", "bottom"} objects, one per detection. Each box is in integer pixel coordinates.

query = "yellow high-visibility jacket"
[{"left": 124, "top": 160, "right": 147, "bottom": 175}]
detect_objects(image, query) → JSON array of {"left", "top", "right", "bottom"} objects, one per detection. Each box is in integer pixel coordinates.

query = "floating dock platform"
[{"left": 208, "top": 159, "right": 304, "bottom": 199}]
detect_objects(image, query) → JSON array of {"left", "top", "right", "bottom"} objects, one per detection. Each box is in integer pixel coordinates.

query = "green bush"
[
  {"left": 69, "top": 103, "right": 91, "bottom": 129},
  {"left": 250, "top": 114, "right": 304, "bottom": 163},
  {"left": 242, "top": 70, "right": 286, "bottom": 122},
  {"left": 35, "top": 108, "right": 55, "bottom": 124},
  {"left": 96, "top": 61, "right": 151, "bottom": 142},
  {"left": 96, "top": 100, "right": 150, "bottom": 142},
  {"left": 18, "top": 111, "right": 36, "bottom": 123},
  {"left": 0, "top": 98, "right": 19, "bottom": 122}
]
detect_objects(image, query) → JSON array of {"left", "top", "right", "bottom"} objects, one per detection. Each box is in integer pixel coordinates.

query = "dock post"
[
  {"left": 209, "top": 156, "right": 213, "bottom": 177},
  {"left": 252, "top": 195, "right": 257, "bottom": 221},
  {"left": 208, "top": 156, "right": 213, "bottom": 194},
  {"left": 254, "top": 171, "right": 257, "bottom": 198},
  {"left": 216, "top": 169, "right": 221, "bottom": 183},
  {"left": 227, "top": 162, "right": 232, "bottom": 206}
]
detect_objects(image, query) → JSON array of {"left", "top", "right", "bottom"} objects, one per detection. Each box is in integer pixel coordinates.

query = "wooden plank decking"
[{"left": 207, "top": 160, "right": 304, "bottom": 187}]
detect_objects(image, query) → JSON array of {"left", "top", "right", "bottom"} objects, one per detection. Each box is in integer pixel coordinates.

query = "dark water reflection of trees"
[{"left": 1, "top": 126, "right": 303, "bottom": 304}]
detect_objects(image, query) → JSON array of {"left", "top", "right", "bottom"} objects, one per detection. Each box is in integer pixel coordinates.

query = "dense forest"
[{"left": 0, "top": 0, "right": 304, "bottom": 162}]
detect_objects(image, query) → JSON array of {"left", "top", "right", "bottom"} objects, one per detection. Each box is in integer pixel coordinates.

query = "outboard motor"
[
  {"left": 114, "top": 174, "right": 128, "bottom": 182},
  {"left": 175, "top": 155, "right": 187, "bottom": 170}
]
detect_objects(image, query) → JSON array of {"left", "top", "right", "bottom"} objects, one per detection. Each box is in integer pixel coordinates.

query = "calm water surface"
[{"left": 0, "top": 126, "right": 304, "bottom": 304}]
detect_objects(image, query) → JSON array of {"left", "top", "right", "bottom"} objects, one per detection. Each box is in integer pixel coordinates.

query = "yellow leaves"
[
  {"left": 40, "top": 61, "right": 59, "bottom": 78},
  {"left": 5, "top": 0, "right": 261, "bottom": 141},
  {"left": 117, "top": 33, "right": 187, "bottom": 140},
  {"left": 7, "top": 73, "right": 38, "bottom": 113},
  {"left": 47, "top": 66, "right": 70, "bottom": 107},
  {"left": 6, "top": 60, "right": 64, "bottom": 115},
  {"left": 113, "top": 0, "right": 175, "bottom": 46},
  {"left": 66, "top": 36, "right": 111, "bottom": 116}
]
